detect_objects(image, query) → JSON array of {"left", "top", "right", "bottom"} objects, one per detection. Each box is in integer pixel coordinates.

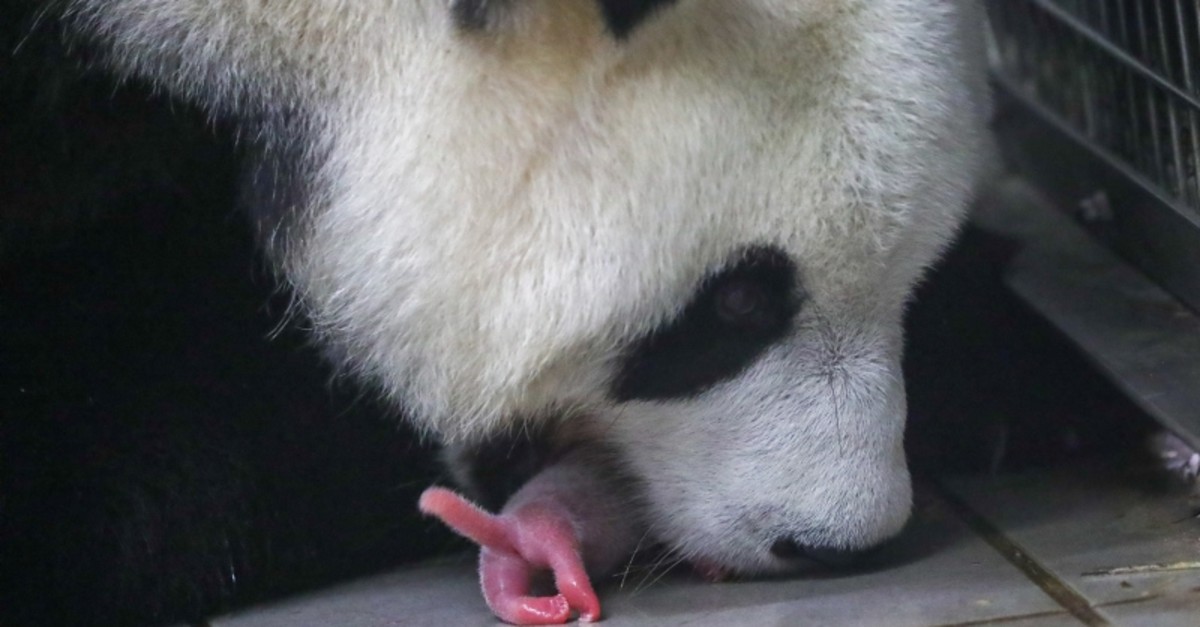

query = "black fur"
[
  {"left": 453, "top": 422, "right": 556, "bottom": 511},
  {"left": 451, "top": 0, "right": 501, "bottom": 31},
  {"left": 613, "top": 246, "right": 802, "bottom": 401},
  {"left": 596, "top": 0, "right": 678, "bottom": 38},
  {"left": 452, "top": 0, "right": 676, "bottom": 37}
]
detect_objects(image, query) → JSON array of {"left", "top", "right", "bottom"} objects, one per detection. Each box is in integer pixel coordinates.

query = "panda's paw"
[
  {"left": 419, "top": 487, "right": 600, "bottom": 624},
  {"left": 1149, "top": 431, "right": 1200, "bottom": 485}
]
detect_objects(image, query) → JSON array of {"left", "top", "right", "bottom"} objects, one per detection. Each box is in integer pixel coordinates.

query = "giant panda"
[{"left": 42, "top": 0, "right": 992, "bottom": 623}]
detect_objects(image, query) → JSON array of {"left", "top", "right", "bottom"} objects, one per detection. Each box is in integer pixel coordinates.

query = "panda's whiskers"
[
  {"left": 631, "top": 548, "right": 686, "bottom": 595},
  {"left": 616, "top": 527, "right": 655, "bottom": 590}
]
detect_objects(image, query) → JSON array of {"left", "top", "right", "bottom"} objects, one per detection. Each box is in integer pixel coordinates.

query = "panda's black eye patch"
[{"left": 613, "top": 246, "right": 802, "bottom": 401}]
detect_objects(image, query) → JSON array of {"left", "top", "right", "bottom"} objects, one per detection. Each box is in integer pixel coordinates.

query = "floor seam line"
[{"left": 931, "top": 481, "right": 1109, "bottom": 627}]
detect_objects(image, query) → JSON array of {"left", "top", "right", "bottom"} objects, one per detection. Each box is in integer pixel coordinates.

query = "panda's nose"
[{"left": 768, "top": 538, "right": 875, "bottom": 569}]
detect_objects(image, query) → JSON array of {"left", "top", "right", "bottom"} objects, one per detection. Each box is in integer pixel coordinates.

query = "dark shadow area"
[
  {"left": 904, "top": 226, "right": 1159, "bottom": 476},
  {"left": 1, "top": 5, "right": 456, "bottom": 627}
]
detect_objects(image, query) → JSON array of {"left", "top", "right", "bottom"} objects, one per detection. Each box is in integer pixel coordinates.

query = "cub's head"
[{"left": 70, "top": 0, "right": 991, "bottom": 574}]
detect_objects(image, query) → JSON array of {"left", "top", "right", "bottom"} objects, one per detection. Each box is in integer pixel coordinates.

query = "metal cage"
[{"left": 987, "top": 0, "right": 1200, "bottom": 314}]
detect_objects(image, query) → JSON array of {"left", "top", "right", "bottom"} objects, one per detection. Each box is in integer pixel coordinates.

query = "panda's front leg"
[{"left": 420, "top": 450, "right": 643, "bottom": 624}]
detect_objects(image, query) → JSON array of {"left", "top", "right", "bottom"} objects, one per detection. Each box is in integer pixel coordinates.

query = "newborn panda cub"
[
  {"left": 423, "top": 450, "right": 634, "bottom": 624},
  {"left": 65, "top": 0, "right": 992, "bottom": 624}
]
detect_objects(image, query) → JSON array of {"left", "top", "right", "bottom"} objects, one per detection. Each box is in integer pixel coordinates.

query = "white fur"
[{"left": 67, "top": 0, "right": 993, "bottom": 572}]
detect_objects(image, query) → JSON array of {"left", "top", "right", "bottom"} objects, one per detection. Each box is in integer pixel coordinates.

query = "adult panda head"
[{"left": 66, "top": 0, "right": 992, "bottom": 575}]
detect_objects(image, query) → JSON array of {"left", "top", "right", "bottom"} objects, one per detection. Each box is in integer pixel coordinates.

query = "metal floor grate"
[{"left": 989, "top": 0, "right": 1200, "bottom": 216}]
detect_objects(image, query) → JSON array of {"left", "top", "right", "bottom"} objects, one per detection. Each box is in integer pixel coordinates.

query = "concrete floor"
[{"left": 213, "top": 463, "right": 1200, "bottom": 627}]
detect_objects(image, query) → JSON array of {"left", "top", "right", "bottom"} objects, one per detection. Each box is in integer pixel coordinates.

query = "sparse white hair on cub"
[{"left": 66, "top": 0, "right": 992, "bottom": 572}]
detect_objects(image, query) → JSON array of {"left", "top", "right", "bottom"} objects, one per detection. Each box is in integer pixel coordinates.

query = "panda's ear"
[{"left": 452, "top": 0, "right": 678, "bottom": 38}]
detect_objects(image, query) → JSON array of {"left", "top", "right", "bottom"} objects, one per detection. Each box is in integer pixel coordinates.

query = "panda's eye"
[{"left": 714, "top": 280, "right": 766, "bottom": 325}]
